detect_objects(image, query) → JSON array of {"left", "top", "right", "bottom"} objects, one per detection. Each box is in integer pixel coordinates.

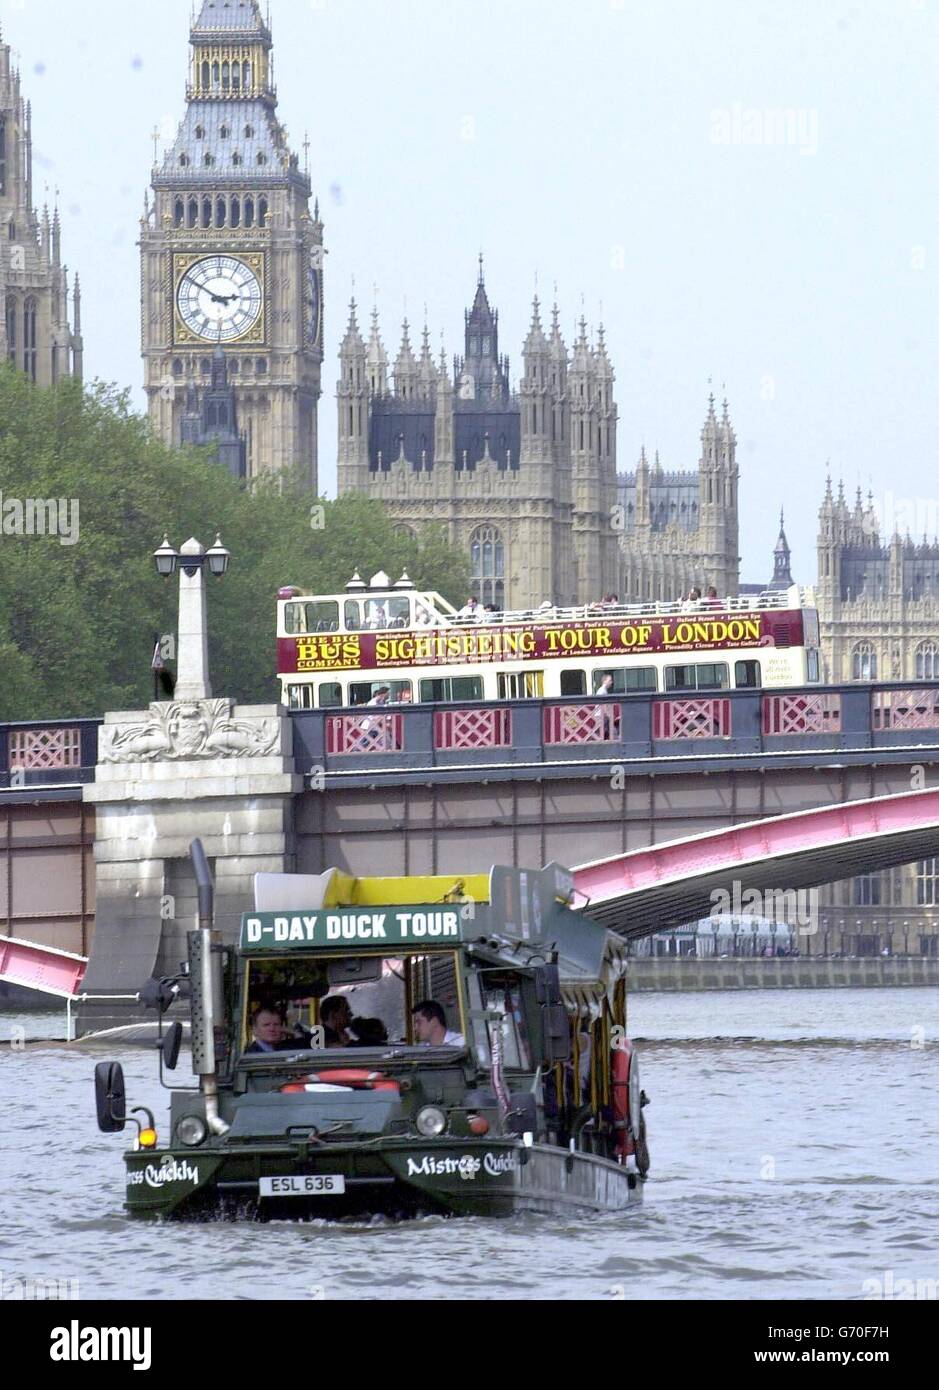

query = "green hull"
[{"left": 123, "top": 1139, "right": 642, "bottom": 1220}]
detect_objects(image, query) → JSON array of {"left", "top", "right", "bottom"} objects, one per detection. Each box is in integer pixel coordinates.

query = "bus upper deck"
[{"left": 277, "top": 571, "right": 822, "bottom": 709}]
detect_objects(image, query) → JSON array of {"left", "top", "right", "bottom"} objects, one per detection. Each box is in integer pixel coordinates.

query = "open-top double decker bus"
[{"left": 276, "top": 570, "right": 822, "bottom": 711}]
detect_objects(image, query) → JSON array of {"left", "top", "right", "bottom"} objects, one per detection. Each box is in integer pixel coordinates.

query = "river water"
[{"left": 1, "top": 988, "right": 936, "bottom": 1302}]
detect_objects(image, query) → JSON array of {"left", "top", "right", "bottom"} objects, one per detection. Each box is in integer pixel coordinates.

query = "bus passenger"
[
  {"left": 320, "top": 995, "right": 354, "bottom": 1047},
  {"left": 245, "top": 1006, "right": 299, "bottom": 1054},
  {"left": 412, "top": 999, "right": 465, "bottom": 1047},
  {"left": 593, "top": 673, "right": 617, "bottom": 739},
  {"left": 457, "top": 596, "right": 481, "bottom": 621},
  {"left": 704, "top": 585, "right": 721, "bottom": 609},
  {"left": 351, "top": 1017, "right": 389, "bottom": 1047}
]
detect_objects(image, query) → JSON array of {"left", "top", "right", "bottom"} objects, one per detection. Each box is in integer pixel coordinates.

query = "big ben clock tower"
[{"left": 141, "top": 0, "right": 323, "bottom": 486}]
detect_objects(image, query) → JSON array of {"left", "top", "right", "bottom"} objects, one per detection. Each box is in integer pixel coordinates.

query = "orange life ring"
[
  {"left": 611, "top": 1041, "right": 640, "bottom": 1159},
  {"left": 281, "top": 1069, "right": 400, "bottom": 1094}
]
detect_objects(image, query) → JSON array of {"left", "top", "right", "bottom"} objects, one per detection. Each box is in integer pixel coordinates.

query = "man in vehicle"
[
  {"left": 245, "top": 1006, "right": 302, "bottom": 1054},
  {"left": 320, "top": 994, "right": 354, "bottom": 1047},
  {"left": 412, "top": 999, "right": 465, "bottom": 1047}
]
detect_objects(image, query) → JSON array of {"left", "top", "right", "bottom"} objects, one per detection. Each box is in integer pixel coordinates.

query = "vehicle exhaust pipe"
[{"left": 189, "top": 840, "right": 229, "bottom": 1137}]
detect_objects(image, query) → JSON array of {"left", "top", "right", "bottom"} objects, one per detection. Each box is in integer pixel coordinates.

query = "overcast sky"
[{"left": 3, "top": 0, "right": 937, "bottom": 582}]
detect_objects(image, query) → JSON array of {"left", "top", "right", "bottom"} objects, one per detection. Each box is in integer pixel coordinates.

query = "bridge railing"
[
  {"left": 0, "top": 719, "right": 101, "bottom": 790},
  {"left": 290, "top": 681, "right": 939, "bottom": 777}
]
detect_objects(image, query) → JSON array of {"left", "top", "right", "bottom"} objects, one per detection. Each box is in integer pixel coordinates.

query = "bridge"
[
  {"left": 4, "top": 685, "right": 939, "bottom": 1019},
  {"left": 571, "top": 786, "right": 939, "bottom": 940}
]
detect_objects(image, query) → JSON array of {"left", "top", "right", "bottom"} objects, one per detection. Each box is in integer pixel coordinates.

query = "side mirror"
[
  {"left": 160, "top": 1021, "right": 183, "bottom": 1072},
  {"left": 94, "top": 1061, "right": 127, "bottom": 1133}
]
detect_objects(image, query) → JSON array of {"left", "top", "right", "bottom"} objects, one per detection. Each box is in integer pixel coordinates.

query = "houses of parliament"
[{"left": 4, "top": 2, "right": 939, "bottom": 951}]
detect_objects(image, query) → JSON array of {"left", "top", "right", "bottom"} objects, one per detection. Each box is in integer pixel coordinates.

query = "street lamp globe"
[
  {"left": 206, "top": 535, "right": 231, "bottom": 578},
  {"left": 154, "top": 535, "right": 179, "bottom": 579}
]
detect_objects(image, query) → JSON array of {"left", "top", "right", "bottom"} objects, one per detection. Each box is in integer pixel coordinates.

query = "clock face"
[
  {"left": 176, "top": 255, "right": 263, "bottom": 343},
  {"left": 306, "top": 266, "right": 320, "bottom": 345}
]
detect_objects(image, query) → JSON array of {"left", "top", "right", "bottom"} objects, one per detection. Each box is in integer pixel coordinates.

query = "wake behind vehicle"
[{"left": 94, "top": 843, "right": 649, "bottom": 1219}]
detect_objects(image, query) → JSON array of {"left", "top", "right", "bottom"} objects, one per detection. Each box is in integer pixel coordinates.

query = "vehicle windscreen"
[{"left": 240, "top": 951, "right": 464, "bottom": 1055}]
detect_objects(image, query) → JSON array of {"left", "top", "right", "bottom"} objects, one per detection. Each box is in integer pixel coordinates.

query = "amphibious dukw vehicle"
[{"left": 95, "top": 842, "right": 649, "bottom": 1219}]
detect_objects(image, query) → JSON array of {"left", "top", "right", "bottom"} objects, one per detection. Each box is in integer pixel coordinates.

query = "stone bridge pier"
[{"left": 78, "top": 698, "right": 301, "bottom": 1031}]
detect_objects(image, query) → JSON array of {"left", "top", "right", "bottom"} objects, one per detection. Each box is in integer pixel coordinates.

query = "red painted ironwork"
[
  {"left": 762, "top": 692, "right": 842, "bottom": 735},
  {"left": 325, "top": 713, "right": 403, "bottom": 755},
  {"left": 0, "top": 936, "right": 87, "bottom": 998},
  {"left": 652, "top": 698, "right": 731, "bottom": 740},
  {"left": 543, "top": 703, "right": 621, "bottom": 745},
  {"left": 434, "top": 708, "right": 512, "bottom": 751},
  {"left": 872, "top": 688, "right": 939, "bottom": 731},
  {"left": 8, "top": 726, "right": 82, "bottom": 770},
  {"left": 573, "top": 788, "right": 939, "bottom": 940}
]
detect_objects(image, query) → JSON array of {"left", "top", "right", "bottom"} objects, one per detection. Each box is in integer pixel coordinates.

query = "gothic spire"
[
  {"left": 771, "top": 507, "right": 793, "bottom": 588},
  {"left": 340, "top": 297, "right": 364, "bottom": 353}
]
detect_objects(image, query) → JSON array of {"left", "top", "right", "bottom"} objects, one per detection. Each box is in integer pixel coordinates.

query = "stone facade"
[
  {"left": 816, "top": 476, "right": 939, "bottom": 950},
  {"left": 338, "top": 269, "right": 740, "bottom": 608},
  {"left": 618, "top": 397, "right": 739, "bottom": 602},
  {"left": 0, "top": 33, "right": 82, "bottom": 384},
  {"left": 817, "top": 478, "right": 939, "bottom": 683},
  {"left": 141, "top": 0, "right": 323, "bottom": 485}
]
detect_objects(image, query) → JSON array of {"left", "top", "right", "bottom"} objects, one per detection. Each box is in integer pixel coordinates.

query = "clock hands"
[{"left": 182, "top": 273, "right": 241, "bottom": 307}]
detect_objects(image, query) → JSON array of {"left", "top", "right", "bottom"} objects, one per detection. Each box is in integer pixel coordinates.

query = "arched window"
[
  {"left": 244, "top": 196, "right": 255, "bottom": 228},
  {"left": 257, "top": 152, "right": 267, "bottom": 166},
  {"left": 470, "top": 525, "right": 505, "bottom": 610},
  {"left": 202, "top": 197, "right": 212, "bottom": 229},
  {"left": 174, "top": 198, "right": 185, "bottom": 228},
  {"left": 244, "top": 62, "right": 252, "bottom": 90},
  {"left": 187, "top": 196, "right": 198, "bottom": 229},
  {"left": 852, "top": 641, "right": 877, "bottom": 681},
  {"left": 222, "top": 60, "right": 230, "bottom": 92},
  {"left": 23, "top": 297, "right": 37, "bottom": 381},
  {"left": 245, "top": 123, "right": 255, "bottom": 139},
  {"left": 179, "top": 153, "right": 189, "bottom": 168},
  {"left": 215, "top": 196, "right": 226, "bottom": 227},
  {"left": 230, "top": 196, "right": 240, "bottom": 228},
  {"left": 231, "top": 64, "right": 241, "bottom": 92},
  {"left": 201, "top": 60, "right": 210, "bottom": 90},
  {"left": 204, "top": 153, "right": 214, "bottom": 167},
  {"left": 6, "top": 295, "right": 16, "bottom": 365},
  {"left": 915, "top": 641, "right": 939, "bottom": 679},
  {"left": 258, "top": 196, "right": 268, "bottom": 227},
  {"left": 195, "top": 125, "right": 204, "bottom": 141},
  {"left": 232, "top": 153, "right": 242, "bottom": 166},
  {"left": 220, "top": 125, "right": 230, "bottom": 139},
  {"left": 212, "top": 61, "right": 220, "bottom": 87}
]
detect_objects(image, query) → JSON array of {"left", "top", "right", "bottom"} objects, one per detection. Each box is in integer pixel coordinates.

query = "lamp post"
[{"left": 153, "top": 535, "right": 231, "bottom": 701}]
